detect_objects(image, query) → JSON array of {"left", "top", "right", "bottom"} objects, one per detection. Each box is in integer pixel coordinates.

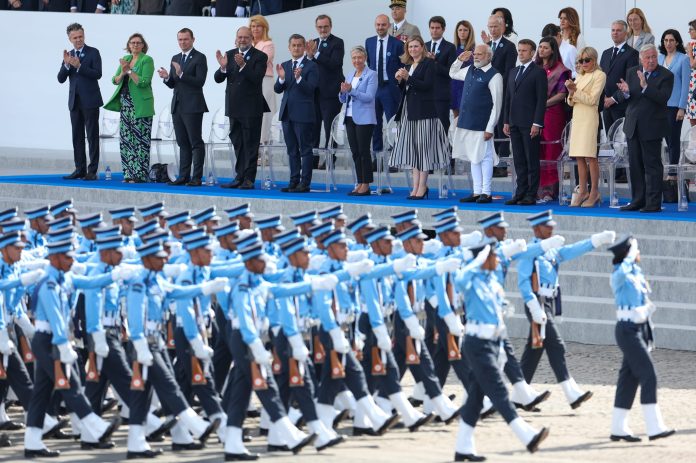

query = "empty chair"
[{"left": 206, "top": 107, "right": 235, "bottom": 185}]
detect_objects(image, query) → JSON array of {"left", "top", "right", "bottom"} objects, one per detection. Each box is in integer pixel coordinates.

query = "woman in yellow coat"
[
  {"left": 565, "top": 47, "right": 606, "bottom": 207},
  {"left": 104, "top": 33, "right": 155, "bottom": 183}
]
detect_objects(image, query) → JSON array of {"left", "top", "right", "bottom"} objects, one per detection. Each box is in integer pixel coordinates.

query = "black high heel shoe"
[{"left": 410, "top": 187, "right": 429, "bottom": 200}]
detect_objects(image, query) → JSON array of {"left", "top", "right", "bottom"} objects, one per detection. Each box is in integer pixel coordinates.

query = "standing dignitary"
[
  {"left": 388, "top": 0, "right": 420, "bottom": 43},
  {"left": 425, "top": 16, "right": 457, "bottom": 131},
  {"left": 617, "top": 44, "right": 674, "bottom": 212},
  {"left": 274, "top": 34, "right": 319, "bottom": 193},
  {"left": 215, "top": 27, "right": 270, "bottom": 190},
  {"left": 503, "top": 39, "right": 547, "bottom": 205},
  {"left": 159, "top": 28, "right": 209, "bottom": 187},
  {"left": 58, "top": 23, "right": 102, "bottom": 181},
  {"left": 306, "top": 15, "right": 345, "bottom": 158},
  {"left": 366, "top": 14, "right": 404, "bottom": 152}
]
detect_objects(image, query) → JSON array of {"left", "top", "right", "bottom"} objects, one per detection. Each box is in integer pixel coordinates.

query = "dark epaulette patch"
[{"left": 131, "top": 283, "right": 144, "bottom": 293}]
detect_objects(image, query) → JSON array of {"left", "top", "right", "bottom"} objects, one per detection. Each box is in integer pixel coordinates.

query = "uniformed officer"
[
  {"left": 346, "top": 214, "right": 373, "bottom": 251},
  {"left": 49, "top": 200, "right": 78, "bottom": 224},
  {"left": 607, "top": 235, "right": 675, "bottom": 443},
  {"left": 139, "top": 202, "right": 169, "bottom": 229},
  {"left": 167, "top": 211, "right": 195, "bottom": 240},
  {"left": 225, "top": 204, "right": 254, "bottom": 230},
  {"left": 256, "top": 215, "right": 285, "bottom": 259},
  {"left": 289, "top": 210, "right": 319, "bottom": 241},
  {"left": 193, "top": 207, "right": 222, "bottom": 235},
  {"left": 272, "top": 228, "right": 302, "bottom": 271},
  {"left": 24, "top": 206, "right": 52, "bottom": 251},
  {"left": 109, "top": 207, "right": 141, "bottom": 250},
  {"left": 517, "top": 210, "right": 615, "bottom": 409},
  {"left": 452, "top": 238, "right": 550, "bottom": 462},
  {"left": 318, "top": 205, "right": 347, "bottom": 230},
  {"left": 0, "top": 208, "right": 19, "bottom": 227},
  {"left": 308, "top": 221, "right": 334, "bottom": 258},
  {"left": 134, "top": 220, "right": 160, "bottom": 242},
  {"left": 74, "top": 213, "right": 105, "bottom": 260}
]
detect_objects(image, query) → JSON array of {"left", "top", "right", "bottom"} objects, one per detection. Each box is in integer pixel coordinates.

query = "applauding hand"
[
  {"left": 276, "top": 63, "right": 285, "bottom": 80},
  {"left": 617, "top": 78, "right": 629, "bottom": 93},
  {"left": 157, "top": 67, "right": 169, "bottom": 79},
  {"left": 340, "top": 82, "right": 352, "bottom": 93},
  {"left": 215, "top": 50, "right": 228, "bottom": 70}
]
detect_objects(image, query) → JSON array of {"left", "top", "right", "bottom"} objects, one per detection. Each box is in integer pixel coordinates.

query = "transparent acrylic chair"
[
  {"left": 447, "top": 117, "right": 472, "bottom": 197},
  {"left": 206, "top": 108, "right": 235, "bottom": 185},
  {"left": 676, "top": 125, "right": 696, "bottom": 211},
  {"left": 150, "top": 105, "right": 179, "bottom": 170},
  {"left": 324, "top": 111, "right": 357, "bottom": 192},
  {"left": 259, "top": 112, "right": 284, "bottom": 189},
  {"left": 98, "top": 109, "right": 121, "bottom": 169}
]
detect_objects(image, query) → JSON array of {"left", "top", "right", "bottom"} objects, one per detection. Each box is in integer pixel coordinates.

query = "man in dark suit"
[
  {"left": 617, "top": 44, "right": 674, "bottom": 212},
  {"left": 69, "top": 0, "right": 106, "bottom": 12},
  {"left": 214, "top": 26, "right": 269, "bottom": 190},
  {"left": 365, "top": 14, "right": 404, "bottom": 152},
  {"left": 487, "top": 14, "right": 517, "bottom": 170},
  {"left": 158, "top": 28, "right": 209, "bottom": 187},
  {"left": 425, "top": 15, "right": 457, "bottom": 131},
  {"left": 57, "top": 23, "right": 102, "bottom": 181},
  {"left": 503, "top": 39, "right": 547, "bottom": 205},
  {"left": 274, "top": 34, "right": 319, "bottom": 193},
  {"left": 306, "top": 14, "right": 344, "bottom": 165}
]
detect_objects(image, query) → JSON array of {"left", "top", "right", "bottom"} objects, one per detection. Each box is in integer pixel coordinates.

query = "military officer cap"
[
  {"left": 167, "top": 211, "right": 194, "bottom": 227},
  {"left": 290, "top": 210, "right": 318, "bottom": 226},
  {"left": 0, "top": 218, "right": 27, "bottom": 233},
  {"left": 390, "top": 0, "right": 407, "bottom": 8},
  {"left": 526, "top": 210, "right": 557, "bottom": 227},
  {"left": 48, "top": 217, "right": 72, "bottom": 232},
  {"left": 432, "top": 207, "right": 458, "bottom": 222},
  {"left": 478, "top": 211, "right": 509, "bottom": 229},
  {"left": 213, "top": 221, "right": 240, "bottom": 239},
  {"left": 137, "top": 241, "right": 168, "bottom": 259},
  {"left": 434, "top": 217, "right": 463, "bottom": 235},
  {"left": 193, "top": 207, "right": 221, "bottom": 225},
  {"left": 0, "top": 231, "right": 26, "bottom": 249},
  {"left": 184, "top": 234, "right": 213, "bottom": 251},
  {"left": 281, "top": 237, "right": 310, "bottom": 257},
  {"left": 347, "top": 213, "right": 373, "bottom": 234},
  {"left": 607, "top": 234, "right": 633, "bottom": 258},
  {"left": 142, "top": 230, "right": 176, "bottom": 245},
  {"left": 77, "top": 213, "right": 104, "bottom": 229},
  {"left": 139, "top": 202, "right": 168, "bottom": 218},
  {"left": 181, "top": 228, "right": 206, "bottom": 243},
  {"left": 391, "top": 209, "right": 418, "bottom": 225},
  {"left": 239, "top": 243, "right": 264, "bottom": 262},
  {"left": 46, "top": 226, "right": 75, "bottom": 243},
  {"left": 0, "top": 207, "right": 18, "bottom": 223},
  {"left": 96, "top": 235, "right": 125, "bottom": 252},
  {"left": 309, "top": 221, "right": 333, "bottom": 239},
  {"left": 94, "top": 225, "right": 122, "bottom": 239},
  {"left": 47, "top": 238, "right": 76, "bottom": 256},
  {"left": 110, "top": 207, "right": 138, "bottom": 222},
  {"left": 364, "top": 225, "right": 394, "bottom": 245},
  {"left": 50, "top": 199, "right": 77, "bottom": 216},
  {"left": 274, "top": 228, "right": 301, "bottom": 246},
  {"left": 319, "top": 205, "right": 347, "bottom": 222},
  {"left": 225, "top": 203, "right": 253, "bottom": 219},
  {"left": 256, "top": 215, "right": 285, "bottom": 231},
  {"left": 25, "top": 206, "right": 52, "bottom": 220},
  {"left": 396, "top": 225, "right": 428, "bottom": 242},
  {"left": 233, "top": 229, "right": 261, "bottom": 249},
  {"left": 469, "top": 237, "right": 498, "bottom": 258},
  {"left": 323, "top": 229, "right": 347, "bottom": 247},
  {"left": 135, "top": 219, "right": 160, "bottom": 238}
]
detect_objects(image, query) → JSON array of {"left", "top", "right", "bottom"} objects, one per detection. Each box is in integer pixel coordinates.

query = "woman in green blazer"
[{"left": 104, "top": 33, "right": 155, "bottom": 183}]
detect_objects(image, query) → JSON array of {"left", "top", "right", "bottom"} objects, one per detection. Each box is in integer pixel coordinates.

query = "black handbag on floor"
[
  {"left": 149, "top": 163, "right": 170, "bottom": 183},
  {"left": 662, "top": 179, "right": 690, "bottom": 203}
]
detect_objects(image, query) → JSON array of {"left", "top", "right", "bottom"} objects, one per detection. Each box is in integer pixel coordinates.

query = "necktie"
[
  {"left": 378, "top": 39, "right": 385, "bottom": 84},
  {"left": 492, "top": 41, "right": 498, "bottom": 52},
  {"left": 181, "top": 53, "right": 187, "bottom": 66},
  {"left": 644, "top": 71, "right": 650, "bottom": 80},
  {"left": 515, "top": 65, "right": 524, "bottom": 82},
  {"left": 431, "top": 42, "right": 436, "bottom": 53},
  {"left": 393, "top": 24, "right": 398, "bottom": 34},
  {"left": 292, "top": 60, "right": 298, "bottom": 72},
  {"left": 611, "top": 47, "right": 619, "bottom": 61}
]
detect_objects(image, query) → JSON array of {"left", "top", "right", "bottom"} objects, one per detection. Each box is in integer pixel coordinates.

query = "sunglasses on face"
[{"left": 578, "top": 58, "right": 592, "bottom": 64}]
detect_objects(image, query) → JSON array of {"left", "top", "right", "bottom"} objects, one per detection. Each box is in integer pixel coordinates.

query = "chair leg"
[
  {"left": 678, "top": 168, "right": 689, "bottom": 211},
  {"left": 558, "top": 160, "right": 567, "bottom": 205}
]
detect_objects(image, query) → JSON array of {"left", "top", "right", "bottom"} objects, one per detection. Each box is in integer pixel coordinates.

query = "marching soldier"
[
  {"left": 289, "top": 210, "right": 319, "bottom": 242},
  {"left": 109, "top": 207, "right": 142, "bottom": 250},
  {"left": 193, "top": 207, "right": 222, "bottom": 235},
  {"left": 318, "top": 205, "right": 347, "bottom": 230},
  {"left": 256, "top": 215, "right": 285, "bottom": 259},
  {"left": 346, "top": 214, "right": 373, "bottom": 251},
  {"left": 139, "top": 202, "right": 169, "bottom": 229},
  {"left": 74, "top": 213, "right": 105, "bottom": 259},
  {"left": 49, "top": 200, "right": 78, "bottom": 224},
  {"left": 225, "top": 203, "right": 254, "bottom": 230},
  {"left": 24, "top": 206, "right": 52, "bottom": 251}
]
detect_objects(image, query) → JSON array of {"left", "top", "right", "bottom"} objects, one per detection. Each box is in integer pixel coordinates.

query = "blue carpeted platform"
[{"left": 3, "top": 173, "right": 695, "bottom": 222}]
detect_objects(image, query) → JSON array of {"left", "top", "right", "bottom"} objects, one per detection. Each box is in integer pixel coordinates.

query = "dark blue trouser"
[
  {"left": 502, "top": 337, "right": 525, "bottom": 385},
  {"left": 282, "top": 120, "right": 314, "bottom": 187},
  {"left": 520, "top": 299, "right": 570, "bottom": 383},
  {"left": 225, "top": 329, "right": 286, "bottom": 427},
  {"left": 460, "top": 336, "right": 518, "bottom": 427},
  {"left": 433, "top": 313, "right": 472, "bottom": 388},
  {"left": 213, "top": 303, "right": 233, "bottom": 394},
  {"left": 392, "top": 313, "right": 442, "bottom": 399},
  {"left": 0, "top": 348, "right": 33, "bottom": 409},
  {"left": 357, "top": 314, "right": 401, "bottom": 398},
  {"left": 614, "top": 321, "right": 657, "bottom": 409},
  {"left": 273, "top": 330, "right": 317, "bottom": 422},
  {"left": 316, "top": 327, "right": 369, "bottom": 406}
]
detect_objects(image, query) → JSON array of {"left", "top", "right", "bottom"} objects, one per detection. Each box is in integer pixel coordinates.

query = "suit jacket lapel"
[{"left": 515, "top": 64, "right": 531, "bottom": 89}]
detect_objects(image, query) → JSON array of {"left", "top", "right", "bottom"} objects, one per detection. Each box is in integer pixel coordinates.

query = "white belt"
[
  {"left": 616, "top": 307, "right": 647, "bottom": 324},
  {"left": 35, "top": 320, "right": 52, "bottom": 333},
  {"left": 146, "top": 321, "right": 161, "bottom": 334},
  {"left": 231, "top": 318, "right": 241, "bottom": 329},
  {"left": 465, "top": 322, "right": 503, "bottom": 340},
  {"left": 537, "top": 285, "right": 557, "bottom": 298},
  {"left": 103, "top": 316, "right": 120, "bottom": 327}
]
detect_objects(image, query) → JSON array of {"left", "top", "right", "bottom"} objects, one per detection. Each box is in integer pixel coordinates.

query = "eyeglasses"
[
  {"left": 129, "top": 41, "right": 144, "bottom": 45},
  {"left": 577, "top": 58, "right": 592, "bottom": 64}
]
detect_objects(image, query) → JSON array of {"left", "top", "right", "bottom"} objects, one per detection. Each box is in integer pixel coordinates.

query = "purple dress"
[{"left": 450, "top": 45, "right": 474, "bottom": 111}]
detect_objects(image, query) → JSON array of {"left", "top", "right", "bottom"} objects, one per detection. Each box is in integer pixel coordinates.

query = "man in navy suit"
[
  {"left": 69, "top": 0, "right": 106, "bottom": 12},
  {"left": 488, "top": 14, "right": 517, "bottom": 167},
  {"left": 366, "top": 14, "right": 404, "bottom": 152},
  {"left": 425, "top": 15, "right": 457, "bottom": 131},
  {"left": 58, "top": 23, "right": 103, "bottom": 181},
  {"left": 274, "top": 34, "right": 319, "bottom": 193},
  {"left": 307, "top": 14, "right": 345, "bottom": 161},
  {"left": 503, "top": 39, "right": 547, "bottom": 205}
]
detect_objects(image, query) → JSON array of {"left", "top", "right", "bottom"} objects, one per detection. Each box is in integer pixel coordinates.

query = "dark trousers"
[
  {"left": 614, "top": 322, "right": 657, "bottom": 408},
  {"left": 345, "top": 117, "right": 375, "bottom": 184},
  {"left": 0, "top": 349, "right": 34, "bottom": 410},
  {"left": 173, "top": 111, "right": 205, "bottom": 181},
  {"left": 434, "top": 100, "right": 451, "bottom": 133},
  {"left": 460, "top": 336, "right": 518, "bottom": 427},
  {"left": 434, "top": 314, "right": 472, "bottom": 388},
  {"left": 273, "top": 330, "right": 318, "bottom": 422},
  {"left": 69, "top": 96, "right": 100, "bottom": 174},
  {"left": 213, "top": 304, "right": 233, "bottom": 394},
  {"left": 392, "top": 312, "right": 442, "bottom": 399},
  {"left": 602, "top": 104, "right": 626, "bottom": 133},
  {"left": 510, "top": 124, "right": 541, "bottom": 198},
  {"left": 250, "top": 0, "right": 282, "bottom": 15},
  {"left": 357, "top": 313, "right": 401, "bottom": 398},
  {"left": 313, "top": 97, "right": 342, "bottom": 149},
  {"left": 230, "top": 115, "right": 263, "bottom": 183},
  {"left": 665, "top": 107, "right": 683, "bottom": 169},
  {"left": 225, "top": 329, "right": 286, "bottom": 427},
  {"left": 282, "top": 120, "right": 314, "bottom": 186},
  {"left": 26, "top": 333, "right": 92, "bottom": 428},
  {"left": 627, "top": 136, "right": 663, "bottom": 208},
  {"left": 520, "top": 300, "right": 570, "bottom": 384},
  {"left": 316, "top": 327, "right": 370, "bottom": 405},
  {"left": 502, "top": 337, "right": 525, "bottom": 385},
  {"left": 494, "top": 117, "right": 511, "bottom": 157},
  {"left": 372, "top": 83, "right": 400, "bottom": 151}
]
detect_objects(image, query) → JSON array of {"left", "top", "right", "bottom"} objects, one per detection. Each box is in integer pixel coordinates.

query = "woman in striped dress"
[{"left": 390, "top": 36, "right": 450, "bottom": 200}]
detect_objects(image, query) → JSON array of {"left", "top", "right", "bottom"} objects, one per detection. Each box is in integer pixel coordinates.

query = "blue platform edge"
[{"left": 2, "top": 173, "right": 695, "bottom": 222}]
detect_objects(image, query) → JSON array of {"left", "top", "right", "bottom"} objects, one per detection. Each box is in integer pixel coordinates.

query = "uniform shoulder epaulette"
[
  {"left": 131, "top": 283, "right": 144, "bottom": 293},
  {"left": 46, "top": 281, "right": 57, "bottom": 290}
]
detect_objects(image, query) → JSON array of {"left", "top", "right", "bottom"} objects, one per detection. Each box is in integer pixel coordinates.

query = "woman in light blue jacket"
[
  {"left": 658, "top": 29, "right": 691, "bottom": 175},
  {"left": 339, "top": 46, "right": 378, "bottom": 196}
]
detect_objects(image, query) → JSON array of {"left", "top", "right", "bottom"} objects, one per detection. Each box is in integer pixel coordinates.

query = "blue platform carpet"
[{"left": 3, "top": 173, "right": 695, "bottom": 222}]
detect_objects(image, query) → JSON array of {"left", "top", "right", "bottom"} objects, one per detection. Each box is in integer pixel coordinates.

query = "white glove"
[
  {"left": 627, "top": 238, "right": 639, "bottom": 260},
  {"left": 423, "top": 239, "right": 443, "bottom": 255},
  {"left": 500, "top": 239, "right": 527, "bottom": 259},
  {"left": 15, "top": 313, "right": 35, "bottom": 340},
  {"left": 111, "top": 265, "right": 134, "bottom": 282},
  {"left": 235, "top": 5, "right": 245, "bottom": 16},
  {"left": 443, "top": 312, "right": 465, "bottom": 337},
  {"left": 70, "top": 262, "right": 87, "bottom": 275},
  {"left": 19, "top": 259, "right": 49, "bottom": 271},
  {"left": 329, "top": 327, "right": 351, "bottom": 354},
  {"left": 344, "top": 260, "right": 374, "bottom": 278},
  {"left": 472, "top": 245, "right": 491, "bottom": 267},
  {"left": 190, "top": 336, "right": 213, "bottom": 360},
  {"left": 249, "top": 338, "right": 272, "bottom": 365},
  {"left": 263, "top": 259, "right": 277, "bottom": 275},
  {"left": 460, "top": 230, "right": 483, "bottom": 248},
  {"left": 57, "top": 342, "right": 78, "bottom": 364},
  {"left": 633, "top": 305, "right": 649, "bottom": 324},
  {"left": 591, "top": 230, "right": 616, "bottom": 248},
  {"left": 372, "top": 324, "right": 392, "bottom": 352},
  {"left": 461, "top": 248, "right": 473, "bottom": 262},
  {"left": 20, "top": 269, "right": 45, "bottom": 286},
  {"left": 310, "top": 274, "right": 338, "bottom": 291},
  {"left": 353, "top": 333, "right": 365, "bottom": 352},
  {"left": 393, "top": 253, "right": 417, "bottom": 273},
  {"left": 403, "top": 315, "right": 425, "bottom": 341},
  {"left": 92, "top": 330, "right": 109, "bottom": 358},
  {"left": 346, "top": 250, "right": 368, "bottom": 263},
  {"left": 287, "top": 334, "right": 309, "bottom": 363},
  {"left": 541, "top": 235, "right": 565, "bottom": 252},
  {"left": 435, "top": 257, "right": 461, "bottom": 275},
  {"left": 210, "top": 6, "right": 216, "bottom": 16},
  {"left": 168, "top": 241, "right": 183, "bottom": 255},
  {"left": 645, "top": 298, "right": 656, "bottom": 317},
  {"left": 0, "top": 330, "right": 15, "bottom": 355},
  {"left": 163, "top": 263, "right": 187, "bottom": 279},
  {"left": 202, "top": 277, "right": 229, "bottom": 296},
  {"left": 133, "top": 338, "right": 153, "bottom": 366},
  {"left": 309, "top": 254, "right": 328, "bottom": 271},
  {"left": 526, "top": 298, "right": 547, "bottom": 325}
]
